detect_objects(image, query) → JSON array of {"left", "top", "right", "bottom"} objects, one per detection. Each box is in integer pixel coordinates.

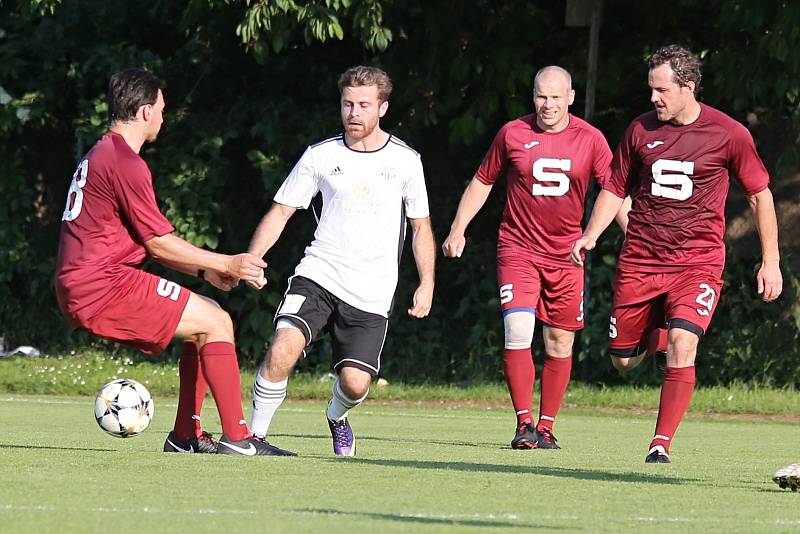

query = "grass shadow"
[
  {"left": 272, "top": 432, "right": 497, "bottom": 448},
  {"left": 325, "top": 457, "right": 698, "bottom": 485},
  {"left": 0, "top": 443, "right": 115, "bottom": 452},
  {"left": 297, "top": 508, "right": 575, "bottom": 530}
]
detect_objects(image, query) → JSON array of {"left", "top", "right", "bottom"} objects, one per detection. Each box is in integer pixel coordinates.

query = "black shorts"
[{"left": 274, "top": 276, "right": 388, "bottom": 377}]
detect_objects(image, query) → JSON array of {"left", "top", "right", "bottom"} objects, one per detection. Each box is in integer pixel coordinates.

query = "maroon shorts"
[
  {"left": 609, "top": 267, "right": 723, "bottom": 352},
  {"left": 83, "top": 271, "right": 191, "bottom": 355},
  {"left": 497, "top": 254, "right": 584, "bottom": 331}
]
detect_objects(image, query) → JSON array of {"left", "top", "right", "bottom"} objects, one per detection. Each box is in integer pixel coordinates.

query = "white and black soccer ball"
[{"left": 94, "top": 379, "right": 154, "bottom": 438}]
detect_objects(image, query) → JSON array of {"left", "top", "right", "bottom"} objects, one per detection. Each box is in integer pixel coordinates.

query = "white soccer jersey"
[{"left": 274, "top": 134, "right": 430, "bottom": 317}]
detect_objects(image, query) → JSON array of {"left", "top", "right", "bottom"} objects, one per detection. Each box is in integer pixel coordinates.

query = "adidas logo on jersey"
[{"left": 330, "top": 166, "right": 344, "bottom": 175}]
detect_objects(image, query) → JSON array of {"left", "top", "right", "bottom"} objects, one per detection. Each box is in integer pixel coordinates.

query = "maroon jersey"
[
  {"left": 476, "top": 113, "right": 612, "bottom": 267},
  {"left": 55, "top": 131, "right": 174, "bottom": 328},
  {"left": 605, "top": 104, "right": 770, "bottom": 275}
]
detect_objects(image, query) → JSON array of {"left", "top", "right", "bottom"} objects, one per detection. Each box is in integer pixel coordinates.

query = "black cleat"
[
  {"left": 772, "top": 464, "right": 800, "bottom": 491},
  {"left": 511, "top": 423, "right": 538, "bottom": 449},
  {"left": 216, "top": 434, "right": 297, "bottom": 456},
  {"left": 645, "top": 445, "right": 671, "bottom": 463},
  {"left": 163, "top": 431, "right": 218, "bottom": 454},
  {"left": 655, "top": 351, "right": 668, "bottom": 377},
  {"left": 535, "top": 427, "right": 560, "bottom": 449}
]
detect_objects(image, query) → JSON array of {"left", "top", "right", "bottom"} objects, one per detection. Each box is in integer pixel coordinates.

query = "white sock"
[
  {"left": 326, "top": 379, "right": 368, "bottom": 422},
  {"left": 250, "top": 374, "right": 287, "bottom": 438}
]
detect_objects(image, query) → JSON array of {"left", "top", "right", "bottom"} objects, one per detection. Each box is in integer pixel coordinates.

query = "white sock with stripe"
[
  {"left": 250, "top": 374, "right": 287, "bottom": 438},
  {"left": 326, "top": 379, "right": 368, "bottom": 422}
]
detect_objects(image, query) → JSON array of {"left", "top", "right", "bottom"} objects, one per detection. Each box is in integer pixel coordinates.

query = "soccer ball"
[{"left": 94, "top": 379, "right": 154, "bottom": 438}]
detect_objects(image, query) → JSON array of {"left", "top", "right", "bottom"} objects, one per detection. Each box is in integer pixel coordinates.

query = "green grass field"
[{"left": 1, "top": 395, "right": 798, "bottom": 533}]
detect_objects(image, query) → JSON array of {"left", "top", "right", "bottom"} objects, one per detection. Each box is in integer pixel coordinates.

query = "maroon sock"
[
  {"left": 193, "top": 349, "right": 210, "bottom": 437},
  {"left": 173, "top": 342, "right": 208, "bottom": 440},
  {"left": 537, "top": 355, "right": 572, "bottom": 431},
  {"left": 650, "top": 366, "right": 695, "bottom": 452},
  {"left": 503, "top": 348, "right": 535, "bottom": 426},
  {"left": 199, "top": 341, "right": 249, "bottom": 441}
]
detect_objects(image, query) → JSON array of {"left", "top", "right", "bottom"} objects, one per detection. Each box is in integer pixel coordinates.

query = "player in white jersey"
[{"left": 246, "top": 66, "right": 436, "bottom": 456}]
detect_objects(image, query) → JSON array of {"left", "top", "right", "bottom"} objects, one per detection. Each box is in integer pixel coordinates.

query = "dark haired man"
[
  {"left": 55, "top": 67, "right": 292, "bottom": 456},
  {"left": 246, "top": 65, "right": 435, "bottom": 456},
  {"left": 572, "top": 46, "right": 782, "bottom": 463}
]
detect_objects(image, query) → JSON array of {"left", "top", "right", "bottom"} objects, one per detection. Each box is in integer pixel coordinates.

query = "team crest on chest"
[{"left": 380, "top": 166, "right": 397, "bottom": 181}]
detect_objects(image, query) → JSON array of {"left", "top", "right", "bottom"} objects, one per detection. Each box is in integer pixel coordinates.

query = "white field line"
[
  {"left": 1, "top": 503, "right": 799, "bottom": 526},
  {"left": 0, "top": 397, "right": 508, "bottom": 420}
]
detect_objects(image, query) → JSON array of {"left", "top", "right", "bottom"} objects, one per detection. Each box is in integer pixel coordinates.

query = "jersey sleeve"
[
  {"left": 114, "top": 158, "right": 173, "bottom": 243},
  {"left": 274, "top": 147, "right": 319, "bottom": 209},
  {"left": 605, "top": 122, "right": 638, "bottom": 199},
  {"left": 727, "top": 123, "right": 770, "bottom": 196},
  {"left": 475, "top": 124, "right": 510, "bottom": 185},
  {"left": 403, "top": 154, "right": 430, "bottom": 219},
  {"left": 592, "top": 130, "right": 613, "bottom": 186}
]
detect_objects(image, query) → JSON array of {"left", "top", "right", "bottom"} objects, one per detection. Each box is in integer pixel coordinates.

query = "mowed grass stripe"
[
  {"left": 0, "top": 397, "right": 798, "bottom": 533},
  {"left": 3, "top": 502, "right": 800, "bottom": 527}
]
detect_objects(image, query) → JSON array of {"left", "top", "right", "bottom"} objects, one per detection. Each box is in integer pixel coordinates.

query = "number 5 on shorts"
[{"left": 500, "top": 284, "right": 514, "bottom": 305}]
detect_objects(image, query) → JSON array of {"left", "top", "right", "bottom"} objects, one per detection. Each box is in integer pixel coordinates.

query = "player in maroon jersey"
[
  {"left": 443, "top": 66, "right": 613, "bottom": 450},
  {"left": 55, "top": 67, "right": 294, "bottom": 456},
  {"left": 572, "top": 45, "right": 782, "bottom": 463}
]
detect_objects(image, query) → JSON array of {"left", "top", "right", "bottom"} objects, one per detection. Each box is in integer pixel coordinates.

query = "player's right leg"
[
  {"left": 249, "top": 276, "right": 332, "bottom": 454},
  {"left": 497, "top": 254, "right": 539, "bottom": 449},
  {"left": 163, "top": 341, "right": 217, "bottom": 453},
  {"left": 607, "top": 269, "right": 663, "bottom": 373}
]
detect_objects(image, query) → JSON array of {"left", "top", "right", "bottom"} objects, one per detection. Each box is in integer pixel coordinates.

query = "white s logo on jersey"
[
  {"left": 651, "top": 159, "right": 694, "bottom": 201},
  {"left": 531, "top": 158, "right": 571, "bottom": 197}
]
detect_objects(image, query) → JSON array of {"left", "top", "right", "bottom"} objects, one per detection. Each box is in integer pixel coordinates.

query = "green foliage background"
[{"left": 1, "top": 0, "right": 798, "bottom": 386}]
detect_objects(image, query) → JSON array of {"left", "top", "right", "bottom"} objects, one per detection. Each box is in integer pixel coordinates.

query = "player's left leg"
[
  {"left": 327, "top": 300, "right": 386, "bottom": 457},
  {"left": 647, "top": 270, "right": 722, "bottom": 463},
  {"left": 646, "top": 326, "right": 700, "bottom": 463},
  {"left": 535, "top": 265, "right": 584, "bottom": 449},
  {"left": 326, "top": 367, "right": 371, "bottom": 457},
  {"left": 536, "top": 326, "right": 574, "bottom": 449}
]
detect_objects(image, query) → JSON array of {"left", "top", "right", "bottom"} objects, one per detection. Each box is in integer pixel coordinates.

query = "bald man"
[{"left": 443, "top": 66, "right": 612, "bottom": 450}]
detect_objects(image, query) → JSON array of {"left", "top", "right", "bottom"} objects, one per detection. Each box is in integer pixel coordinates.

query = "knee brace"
[{"left": 503, "top": 311, "right": 536, "bottom": 350}]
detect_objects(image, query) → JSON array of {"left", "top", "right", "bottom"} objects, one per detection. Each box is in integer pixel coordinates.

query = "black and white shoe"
[
  {"left": 645, "top": 445, "right": 671, "bottom": 463},
  {"left": 535, "top": 427, "right": 560, "bottom": 449},
  {"left": 772, "top": 464, "right": 800, "bottom": 491},
  {"left": 511, "top": 423, "right": 538, "bottom": 449},
  {"left": 163, "top": 431, "right": 218, "bottom": 454},
  {"left": 216, "top": 434, "right": 297, "bottom": 456}
]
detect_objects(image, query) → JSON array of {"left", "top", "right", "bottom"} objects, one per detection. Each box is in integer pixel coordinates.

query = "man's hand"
[
  {"left": 442, "top": 232, "right": 466, "bottom": 258},
  {"left": 246, "top": 271, "right": 268, "bottom": 290},
  {"left": 408, "top": 281, "right": 434, "bottom": 318},
  {"left": 570, "top": 236, "right": 596, "bottom": 267},
  {"left": 205, "top": 271, "right": 239, "bottom": 292},
  {"left": 226, "top": 253, "right": 267, "bottom": 284},
  {"left": 756, "top": 260, "right": 783, "bottom": 302}
]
